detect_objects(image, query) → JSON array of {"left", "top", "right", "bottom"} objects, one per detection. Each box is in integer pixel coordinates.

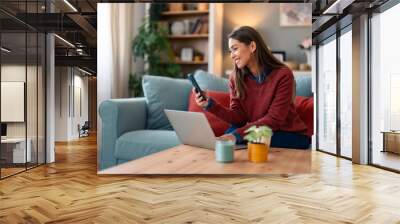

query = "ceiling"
[
  {"left": 0, "top": 0, "right": 98, "bottom": 74},
  {"left": 311, "top": 0, "right": 389, "bottom": 42}
]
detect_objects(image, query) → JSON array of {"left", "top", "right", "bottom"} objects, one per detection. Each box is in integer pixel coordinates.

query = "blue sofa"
[{"left": 99, "top": 70, "right": 312, "bottom": 170}]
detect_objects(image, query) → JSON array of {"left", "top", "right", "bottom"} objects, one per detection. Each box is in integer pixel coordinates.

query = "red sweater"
[{"left": 207, "top": 67, "right": 308, "bottom": 138}]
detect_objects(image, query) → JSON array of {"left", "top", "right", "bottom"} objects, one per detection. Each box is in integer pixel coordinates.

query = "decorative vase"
[
  {"left": 248, "top": 142, "right": 269, "bottom": 163},
  {"left": 169, "top": 3, "right": 183, "bottom": 12},
  {"left": 171, "top": 21, "right": 185, "bottom": 35},
  {"left": 198, "top": 3, "right": 209, "bottom": 11},
  {"left": 185, "top": 3, "right": 197, "bottom": 11},
  {"left": 247, "top": 143, "right": 252, "bottom": 160}
]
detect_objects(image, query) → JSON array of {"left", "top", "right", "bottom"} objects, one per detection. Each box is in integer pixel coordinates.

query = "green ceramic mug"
[{"left": 215, "top": 139, "right": 234, "bottom": 163}]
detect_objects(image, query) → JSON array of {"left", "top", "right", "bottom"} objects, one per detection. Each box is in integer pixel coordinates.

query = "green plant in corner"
[
  {"left": 244, "top": 125, "right": 273, "bottom": 144},
  {"left": 131, "top": 4, "right": 181, "bottom": 80},
  {"left": 129, "top": 73, "right": 143, "bottom": 97}
]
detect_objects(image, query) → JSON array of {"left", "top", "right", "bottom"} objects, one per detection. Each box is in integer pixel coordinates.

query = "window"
[
  {"left": 339, "top": 28, "right": 352, "bottom": 158},
  {"left": 0, "top": 2, "right": 47, "bottom": 179},
  {"left": 317, "top": 36, "right": 337, "bottom": 154},
  {"left": 371, "top": 2, "right": 400, "bottom": 171}
]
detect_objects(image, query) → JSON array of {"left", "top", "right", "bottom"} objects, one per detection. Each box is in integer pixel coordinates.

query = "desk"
[
  {"left": 381, "top": 131, "right": 400, "bottom": 154},
  {"left": 1, "top": 138, "right": 31, "bottom": 163}
]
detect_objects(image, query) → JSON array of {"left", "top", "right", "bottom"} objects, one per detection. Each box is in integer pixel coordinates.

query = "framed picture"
[
  {"left": 272, "top": 51, "right": 286, "bottom": 62},
  {"left": 280, "top": 3, "right": 312, "bottom": 27},
  {"left": 181, "top": 48, "right": 193, "bottom": 62}
]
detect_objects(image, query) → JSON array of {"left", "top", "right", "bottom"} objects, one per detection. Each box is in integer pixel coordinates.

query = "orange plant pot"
[
  {"left": 248, "top": 143, "right": 269, "bottom": 163},
  {"left": 247, "top": 144, "right": 252, "bottom": 160}
]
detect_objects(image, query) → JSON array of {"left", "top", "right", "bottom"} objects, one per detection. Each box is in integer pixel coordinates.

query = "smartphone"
[{"left": 188, "top": 74, "right": 206, "bottom": 101}]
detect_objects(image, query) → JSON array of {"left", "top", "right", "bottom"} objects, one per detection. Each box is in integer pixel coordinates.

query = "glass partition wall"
[
  {"left": 339, "top": 27, "right": 352, "bottom": 159},
  {"left": 317, "top": 35, "right": 337, "bottom": 155},
  {"left": 316, "top": 0, "right": 400, "bottom": 172},
  {"left": 370, "top": 3, "right": 400, "bottom": 171},
  {"left": 0, "top": 2, "right": 46, "bottom": 179},
  {"left": 316, "top": 26, "right": 353, "bottom": 159}
]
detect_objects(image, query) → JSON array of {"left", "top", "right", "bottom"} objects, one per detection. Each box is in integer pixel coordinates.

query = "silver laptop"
[{"left": 164, "top": 109, "right": 246, "bottom": 150}]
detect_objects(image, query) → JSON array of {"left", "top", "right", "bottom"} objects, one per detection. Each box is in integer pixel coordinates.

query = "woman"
[{"left": 194, "top": 26, "right": 310, "bottom": 149}]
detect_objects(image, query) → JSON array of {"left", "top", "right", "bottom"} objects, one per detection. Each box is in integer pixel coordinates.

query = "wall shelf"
[
  {"left": 292, "top": 70, "right": 312, "bottom": 76},
  {"left": 168, "top": 34, "right": 208, "bottom": 40},
  {"left": 161, "top": 10, "right": 209, "bottom": 17},
  {"left": 175, "top": 60, "right": 208, "bottom": 65}
]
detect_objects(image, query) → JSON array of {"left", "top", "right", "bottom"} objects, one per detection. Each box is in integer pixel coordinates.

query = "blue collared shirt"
[{"left": 248, "top": 67, "right": 272, "bottom": 84}]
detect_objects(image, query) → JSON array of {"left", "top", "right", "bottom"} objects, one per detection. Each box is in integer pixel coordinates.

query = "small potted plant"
[{"left": 244, "top": 125, "right": 273, "bottom": 163}]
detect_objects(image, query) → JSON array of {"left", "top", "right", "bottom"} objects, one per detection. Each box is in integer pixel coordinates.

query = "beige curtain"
[
  {"left": 98, "top": 3, "right": 145, "bottom": 99},
  {"left": 110, "top": 4, "right": 134, "bottom": 98}
]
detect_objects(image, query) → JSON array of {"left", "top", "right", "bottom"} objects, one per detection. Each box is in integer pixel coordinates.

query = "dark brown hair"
[{"left": 228, "top": 26, "right": 286, "bottom": 99}]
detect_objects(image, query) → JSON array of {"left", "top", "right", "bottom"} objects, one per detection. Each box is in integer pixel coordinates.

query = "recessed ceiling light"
[
  {"left": 78, "top": 67, "right": 92, "bottom": 76},
  {"left": 323, "top": 0, "right": 355, "bottom": 15},
  {"left": 1, "top": 47, "right": 11, "bottom": 53},
  {"left": 54, "top": 34, "right": 75, "bottom": 48},
  {"left": 63, "top": 0, "right": 78, "bottom": 12}
]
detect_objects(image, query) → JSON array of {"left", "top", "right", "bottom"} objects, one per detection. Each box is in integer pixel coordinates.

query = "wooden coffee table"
[{"left": 98, "top": 145, "right": 311, "bottom": 175}]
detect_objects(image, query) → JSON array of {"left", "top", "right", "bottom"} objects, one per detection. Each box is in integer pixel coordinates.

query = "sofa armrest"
[{"left": 98, "top": 97, "right": 147, "bottom": 170}]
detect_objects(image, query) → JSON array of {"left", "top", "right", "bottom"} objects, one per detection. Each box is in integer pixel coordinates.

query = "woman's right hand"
[{"left": 192, "top": 88, "right": 209, "bottom": 108}]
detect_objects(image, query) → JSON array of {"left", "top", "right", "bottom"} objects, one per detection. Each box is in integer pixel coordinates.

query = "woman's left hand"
[{"left": 217, "top": 134, "right": 236, "bottom": 143}]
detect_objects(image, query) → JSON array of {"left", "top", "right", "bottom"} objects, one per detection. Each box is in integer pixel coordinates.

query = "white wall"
[
  {"left": 1, "top": 65, "right": 40, "bottom": 137},
  {"left": 72, "top": 73, "right": 89, "bottom": 138},
  {"left": 1, "top": 64, "right": 46, "bottom": 164},
  {"left": 222, "top": 3, "right": 312, "bottom": 73},
  {"left": 55, "top": 67, "right": 89, "bottom": 141},
  {"left": 55, "top": 67, "right": 69, "bottom": 141},
  {"left": 208, "top": 3, "right": 224, "bottom": 76}
]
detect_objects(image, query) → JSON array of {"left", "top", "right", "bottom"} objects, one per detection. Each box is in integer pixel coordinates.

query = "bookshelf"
[
  {"left": 167, "top": 34, "right": 209, "bottom": 40},
  {"left": 160, "top": 3, "right": 211, "bottom": 76},
  {"left": 144, "top": 3, "right": 223, "bottom": 76}
]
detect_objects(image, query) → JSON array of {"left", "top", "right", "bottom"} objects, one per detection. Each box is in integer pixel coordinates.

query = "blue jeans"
[
  {"left": 225, "top": 126, "right": 310, "bottom": 150},
  {"left": 269, "top": 131, "right": 310, "bottom": 149}
]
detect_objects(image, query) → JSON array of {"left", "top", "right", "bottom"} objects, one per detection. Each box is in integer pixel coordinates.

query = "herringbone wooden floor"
[{"left": 1, "top": 135, "right": 400, "bottom": 224}]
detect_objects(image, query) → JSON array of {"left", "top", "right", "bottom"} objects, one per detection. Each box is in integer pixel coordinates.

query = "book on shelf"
[
  {"left": 199, "top": 17, "right": 208, "bottom": 34},
  {"left": 190, "top": 18, "right": 202, "bottom": 34},
  {"left": 192, "top": 16, "right": 208, "bottom": 34}
]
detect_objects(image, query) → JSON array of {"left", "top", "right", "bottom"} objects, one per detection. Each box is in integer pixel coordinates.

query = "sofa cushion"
[
  {"left": 188, "top": 91, "right": 230, "bottom": 137},
  {"left": 295, "top": 74, "right": 312, "bottom": 97},
  {"left": 194, "top": 70, "right": 229, "bottom": 92},
  {"left": 193, "top": 70, "right": 312, "bottom": 97},
  {"left": 294, "top": 96, "right": 314, "bottom": 137},
  {"left": 114, "top": 130, "right": 180, "bottom": 161},
  {"left": 142, "top": 75, "right": 192, "bottom": 130}
]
